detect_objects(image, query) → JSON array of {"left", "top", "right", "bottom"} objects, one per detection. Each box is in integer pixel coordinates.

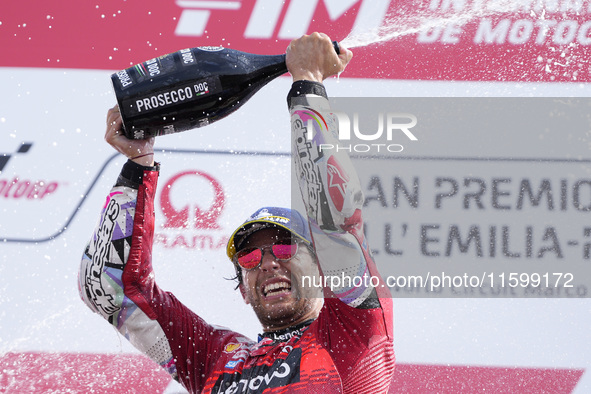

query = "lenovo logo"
[{"left": 175, "top": 0, "right": 392, "bottom": 39}]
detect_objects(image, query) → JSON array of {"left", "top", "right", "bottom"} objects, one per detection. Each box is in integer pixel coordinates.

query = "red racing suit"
[{"left": 79, "top": 81, "right": 395, "bottom": 393}]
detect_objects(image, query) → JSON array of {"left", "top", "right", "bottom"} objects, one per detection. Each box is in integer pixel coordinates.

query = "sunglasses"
[{"left": 234, "top": 241, "right": 302, "bottom": 271}]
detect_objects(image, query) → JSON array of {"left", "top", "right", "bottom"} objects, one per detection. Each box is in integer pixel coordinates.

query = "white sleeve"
[{"left": 289, "top": 82, "right": 376, "bottom": 308}]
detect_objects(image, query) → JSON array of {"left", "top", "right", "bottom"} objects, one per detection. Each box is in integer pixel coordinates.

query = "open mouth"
[{"left": 262, "top": 280, "right": 292, "bottom": 298}]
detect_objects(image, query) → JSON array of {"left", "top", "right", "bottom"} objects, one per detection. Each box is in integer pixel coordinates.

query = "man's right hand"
[
  {"left": 105, "top": 105, "right": 155, "bottom": 166},
  {"left": 286, "top": 32, "right": 353, "bottom": 83}
]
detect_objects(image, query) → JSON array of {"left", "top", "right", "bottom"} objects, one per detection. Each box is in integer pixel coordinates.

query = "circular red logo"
[{"left": 160, "top": 170, "right": 225, "bottom": 229}]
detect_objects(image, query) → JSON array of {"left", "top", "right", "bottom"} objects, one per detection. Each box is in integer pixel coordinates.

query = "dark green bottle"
[{"left": 111, "top": 42, "right": 340, "bottom": 139}]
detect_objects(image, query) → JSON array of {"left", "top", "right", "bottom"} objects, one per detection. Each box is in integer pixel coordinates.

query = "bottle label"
[
  {"left": 132, "top": 129, "right": 147, "bottom": 139},
  {"left": 196, "top": 46, "right": 225, "bottom": 52},
  {"left": 179, "top": 48, "right": 196, "bottom": 66},
  {"left": 114, "top": 69, "right": 134, "bottom": 90},
  {"left": 133, "top": 54, "right": 177, "bottom": 83},
  {"left": 121, "top": 76, "right": 222, "bottom": 117}
]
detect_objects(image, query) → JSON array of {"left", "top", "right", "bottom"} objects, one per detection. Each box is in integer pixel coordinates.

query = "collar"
[{"left": 257, "top": 319, "right": 315, "bottom": 343}]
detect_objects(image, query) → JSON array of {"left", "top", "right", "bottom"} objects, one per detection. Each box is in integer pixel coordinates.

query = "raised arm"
[
  {"left": 286, "top": 34, "right": 390, "bottom": 308},
  {"left": 78, "top": 107, "right": 250, "bottom": 393}
]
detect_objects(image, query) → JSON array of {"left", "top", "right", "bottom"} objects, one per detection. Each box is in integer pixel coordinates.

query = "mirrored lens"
[
  {"left": 236, "top": 248, "right": 262, "bottom": 270},
  {"left": 271, "top": 243, "right": 298, "bottom": 260},
  {"left": 235, "top": 242, "right": 299, "bottom": 270}
]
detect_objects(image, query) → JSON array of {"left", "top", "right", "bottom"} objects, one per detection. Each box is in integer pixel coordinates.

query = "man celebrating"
[{"left": 79, "top": 33, "right": 395, "bottom": 393}]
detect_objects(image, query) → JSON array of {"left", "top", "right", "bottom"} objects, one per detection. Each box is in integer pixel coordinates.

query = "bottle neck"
[{"left": 257, "top": 53, "right": 288, "bottom": 80}]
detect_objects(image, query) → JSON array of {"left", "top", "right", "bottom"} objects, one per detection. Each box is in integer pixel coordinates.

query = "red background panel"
[{"left": 1, "top": 0, "right": 589, "bottom": 81}]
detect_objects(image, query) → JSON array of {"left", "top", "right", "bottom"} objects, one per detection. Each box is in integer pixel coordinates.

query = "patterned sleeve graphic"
[
  {"left": 291, "top": 102, "right": 364, "bottom": 231},
  {"left": 79, "top": 184, "right": 178, "bottom": 381},
  {"left": 292, "top": 113, "right": 327, "bottom": 228},
  {"left": 291, "top": 96, "right": 375, "bottom": 308},
  {"left": 79, "top": 188, "right": 135, "bottom": 320},
  {"left": 83, "top": 198, "right": 121, "bottom": 315}
]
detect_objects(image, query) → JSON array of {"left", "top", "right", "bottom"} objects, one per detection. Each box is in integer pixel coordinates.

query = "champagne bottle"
[{"left": 111, "top": 42, "right": 341, "bottom": 140}]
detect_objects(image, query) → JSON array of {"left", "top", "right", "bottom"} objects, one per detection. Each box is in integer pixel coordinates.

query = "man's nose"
[{"left": 259, "top": 247, "right": 280, "bottom": 271}]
